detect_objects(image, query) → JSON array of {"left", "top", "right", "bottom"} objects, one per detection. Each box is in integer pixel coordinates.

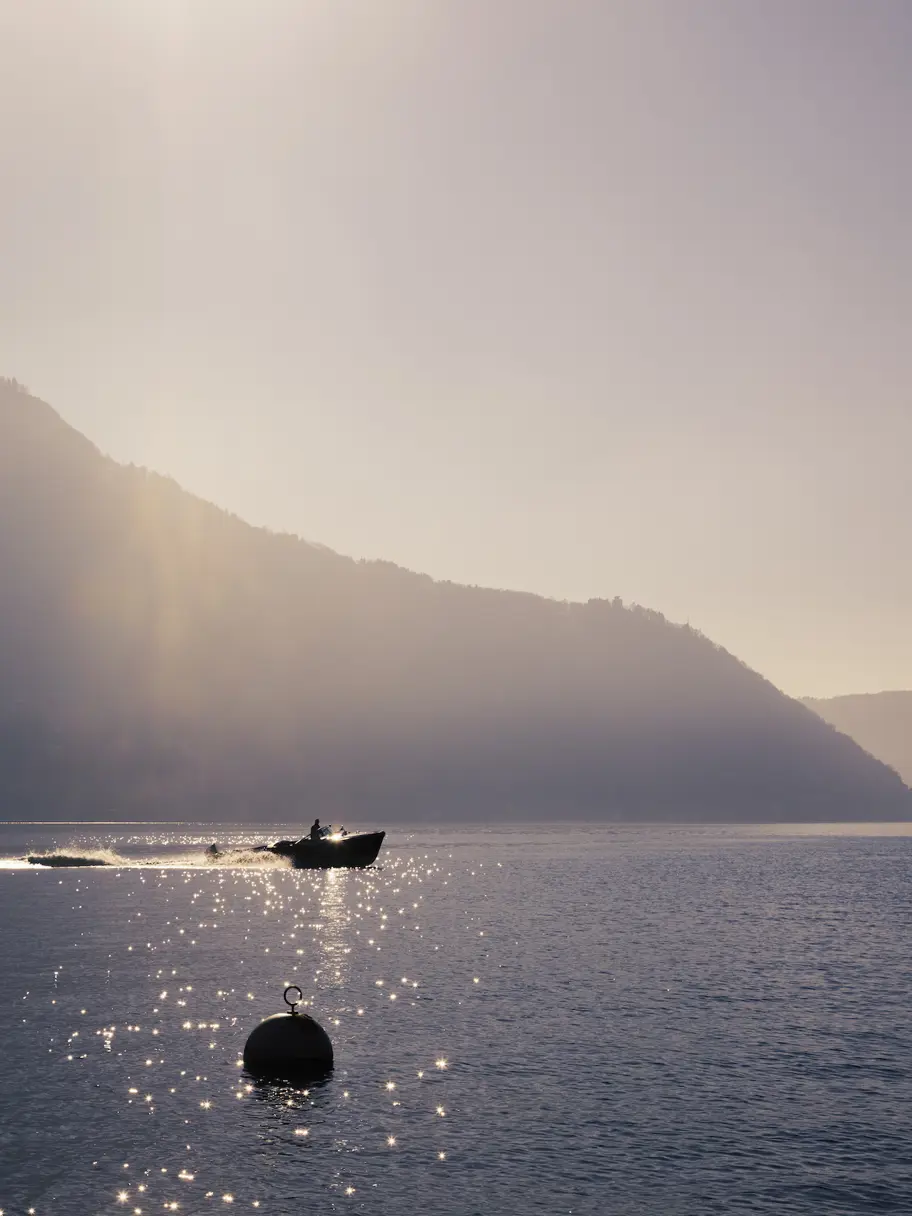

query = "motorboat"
[
  {"left": 259, "top": 830, "right": 385, "bottom": 869},
  {"left": 202, "top": 830, "right": 385, "bottom": 869}
]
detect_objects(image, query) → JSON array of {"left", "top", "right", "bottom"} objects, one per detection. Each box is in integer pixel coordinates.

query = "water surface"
[{"left": 1, "top": 821, "right": 910, "bottom": 1214}]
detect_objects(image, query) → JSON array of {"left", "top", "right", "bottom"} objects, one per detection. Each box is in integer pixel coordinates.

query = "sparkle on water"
[{"left": 1, "top": 821, "right": 912, "bottom": 1213}]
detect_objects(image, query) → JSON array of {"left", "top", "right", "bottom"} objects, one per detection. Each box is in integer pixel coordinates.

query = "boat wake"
[
  {"left": 14, "top": 847, "right": 293, "bottom": 870},
  {"left": 24, "top": 847, "right": 120, "bottom": 867},
  {"left": 201, "top": 847, "right": 292, "bottom": 868}
]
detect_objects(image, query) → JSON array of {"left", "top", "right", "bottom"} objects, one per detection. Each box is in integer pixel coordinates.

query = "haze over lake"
[
  {"left": 3, "top": 1, "right": 912, "bottom": 697},
  {"left": 2, "top": 381, "right": 909, "bottom": 824}
]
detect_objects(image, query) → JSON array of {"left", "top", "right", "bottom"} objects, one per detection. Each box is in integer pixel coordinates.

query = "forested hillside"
[{"left": 1, "top": 379, "right": 909, "bottom": 822}]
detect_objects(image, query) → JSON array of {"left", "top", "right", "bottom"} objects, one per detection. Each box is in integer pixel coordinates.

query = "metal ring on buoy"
[
  {"left": 283, "top": 985, "right": 303, "bottom": 1014},
  {"left": 244, "top": 986, "right": 334, "bottom": 1078}
]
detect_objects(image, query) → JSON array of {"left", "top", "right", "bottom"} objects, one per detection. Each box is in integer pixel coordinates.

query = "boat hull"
[{"left": 268, "top": 830, "right": 385, "bottom": 869}]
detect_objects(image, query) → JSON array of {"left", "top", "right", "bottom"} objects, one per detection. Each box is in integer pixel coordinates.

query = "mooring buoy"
[{"left": 243, "top": 986, "right": 334, "bottom": 1079}]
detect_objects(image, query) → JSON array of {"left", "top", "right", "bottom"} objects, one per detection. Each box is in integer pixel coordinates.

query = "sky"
[{"left": 1, "top": 0, "right": 910, "bottom": 699}]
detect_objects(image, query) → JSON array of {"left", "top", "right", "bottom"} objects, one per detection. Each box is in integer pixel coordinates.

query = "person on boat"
[{"left": 309, "top": 819, "right": 323, "bottom": 841}]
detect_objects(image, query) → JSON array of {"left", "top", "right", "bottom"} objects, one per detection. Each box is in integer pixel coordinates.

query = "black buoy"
[{"left": 243, "top": 986, "right": 334, "bottom": 1080}]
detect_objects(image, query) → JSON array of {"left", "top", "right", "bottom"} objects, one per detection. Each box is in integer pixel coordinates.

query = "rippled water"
[{"left": 1, "top": 821, "right": 911, "bottom": 1215}]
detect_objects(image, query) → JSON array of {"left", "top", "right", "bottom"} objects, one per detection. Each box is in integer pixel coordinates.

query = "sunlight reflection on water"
[{"left": 0, "top": 822, "right": 911, "bottom": 1213}]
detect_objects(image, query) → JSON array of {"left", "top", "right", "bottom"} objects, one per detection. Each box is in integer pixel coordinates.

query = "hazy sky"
[{"left": 2, "top": 1, "right": 911, "bottom": 698}]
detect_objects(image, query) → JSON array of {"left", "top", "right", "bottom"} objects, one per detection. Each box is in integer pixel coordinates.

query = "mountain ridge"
[{"left": 1, "top": 378, "right": 909, "bottom": 823}]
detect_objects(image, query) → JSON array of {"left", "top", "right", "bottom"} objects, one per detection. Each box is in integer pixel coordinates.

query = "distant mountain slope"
[
  {"left": 803, "top": 692, "right": 912, "bottom": 787},
  {"left": 1, "top": 378, "right": 909, "bottom": 822}
]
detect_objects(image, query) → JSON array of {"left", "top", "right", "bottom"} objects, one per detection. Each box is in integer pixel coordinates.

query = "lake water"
[{"left": 1, "top": 821, "right": 911, "bottom": 1215}]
